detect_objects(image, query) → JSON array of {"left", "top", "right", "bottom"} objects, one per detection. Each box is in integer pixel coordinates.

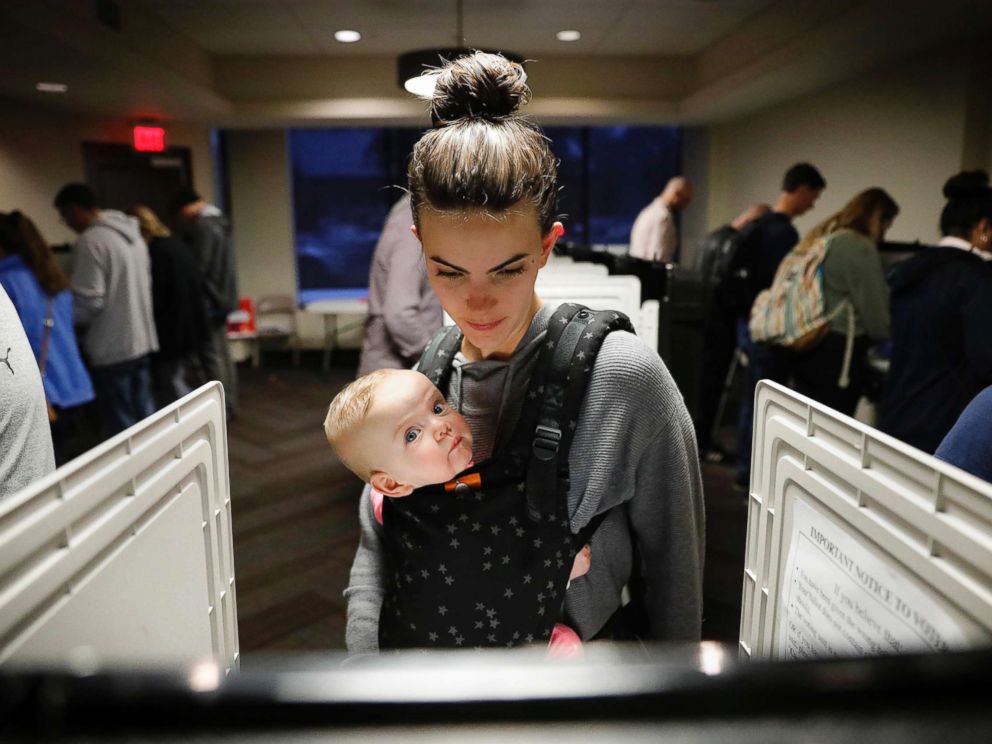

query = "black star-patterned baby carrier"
[{"left": 378, "top": 303, "right": 635, "bottom": 649}]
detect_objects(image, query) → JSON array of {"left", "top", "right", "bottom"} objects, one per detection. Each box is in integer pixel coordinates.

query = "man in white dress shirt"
[{"left": 628, "top": 176, "right": 694, "bottom": 263}]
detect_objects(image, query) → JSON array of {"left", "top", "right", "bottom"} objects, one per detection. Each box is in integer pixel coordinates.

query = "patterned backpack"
[
  {"left": 748, "top": 237, "right": 856, "bottom": 387},
  {"left": 377, "top": 303, "right": 634, "bottom": 650}
]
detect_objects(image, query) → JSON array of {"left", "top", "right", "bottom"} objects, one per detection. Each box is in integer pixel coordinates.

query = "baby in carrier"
[{"left": 325, "top": 367, "right": 590, "bottom": 655}]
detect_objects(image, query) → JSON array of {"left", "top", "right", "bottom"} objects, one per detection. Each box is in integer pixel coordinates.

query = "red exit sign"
[{"left": 133, "top": 125, "right": 166, "bottom": 152}]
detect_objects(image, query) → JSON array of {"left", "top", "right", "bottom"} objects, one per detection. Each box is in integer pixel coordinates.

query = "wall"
[
  {"left": 0, "top": 99, "right": 214, "bottom": 243},
  {"left": 704, "top": 47, "right": 988, "bottom": 245},
  {"left": 224, "top": 129, "right": 360, "bottom": 349}
]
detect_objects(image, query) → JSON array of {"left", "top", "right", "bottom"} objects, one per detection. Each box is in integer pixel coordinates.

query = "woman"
[
  {"left": 126, "top": 205, "right": 208, "bottom": 407},
  {"left": 790, "top": 188, "right": 898, "bottom": 415},
  {"left": 344, "top": 52, "right": 704, "bottom": 653},
  {"left": 0, "top": 210, "right": 94, "bottom": 464},
  {"left": 880, "top": 171, "right": 992, "bottom": 453}
]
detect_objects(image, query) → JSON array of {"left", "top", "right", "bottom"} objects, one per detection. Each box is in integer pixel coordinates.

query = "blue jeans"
[
  {"left": 736, "top": 319, "right": 791, "bottom": 482},
  {"left": 90, "top": 355, "right": 155, "bottom": 438}
]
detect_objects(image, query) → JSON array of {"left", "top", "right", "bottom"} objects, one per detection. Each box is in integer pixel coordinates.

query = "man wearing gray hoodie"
[{"left": 54, "top": 183, "right": 158, "bottom": 436}]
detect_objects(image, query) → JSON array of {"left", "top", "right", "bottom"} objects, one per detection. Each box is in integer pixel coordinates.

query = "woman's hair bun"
[
  {"left": 943, "top": 169, "right": 990, "bottom": 200},
  {"left": 430, "top": 51, "right": 530, "bottom": 126}
]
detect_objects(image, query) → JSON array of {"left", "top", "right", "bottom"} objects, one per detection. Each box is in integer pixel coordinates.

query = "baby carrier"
[{"left": 378, "top": 303, "right": 634, "bottom": 649}]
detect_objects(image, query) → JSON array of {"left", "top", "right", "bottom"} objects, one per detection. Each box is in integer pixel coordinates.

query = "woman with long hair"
[
  {"left": 343, "top": 52, "right": 703, "bottom": 653},
  {"left": 880, "top": 171, "right": 992, "bottom": 452},
  {"left": 0, "top": 210, "right": 94, "bottom": 463},
  {"left": 126, "top": 204, "right": 208, "bottom": 407},
  {"left": 789, "top": 188, "right": 898, "bottom": 415}
]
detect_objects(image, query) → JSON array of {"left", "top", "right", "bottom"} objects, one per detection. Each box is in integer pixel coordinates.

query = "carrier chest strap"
[
  {"left": 525, "top": 307, "right": 635, "bottom": 521},
  {"left": 417, "top": 323, "right": 463, "bottom": 393}
]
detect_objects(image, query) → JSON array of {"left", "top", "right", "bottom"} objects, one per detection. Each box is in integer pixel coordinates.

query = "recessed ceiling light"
[
  {"left": 36, "top": 82, "right": 68, "bottom": 93},
  {"left": 334, "top": 29, "right": 361, "bottom": 43},
  {"left": 556, "top": 30, "right": 581, "bottom": 42}
]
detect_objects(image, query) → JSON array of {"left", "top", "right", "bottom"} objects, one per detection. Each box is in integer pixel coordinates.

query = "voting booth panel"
[
  {"left": 0, "top": 383, "right": 238, "bottom": 672},
  {"left": 534, "top": 274, "right": 659, "bottom": 353},
  {"left": 740, "top": 381, "right": 992, "bottom": 661},
  {"left": 442, "top": 273, "right": 659, "bottom": 352}
]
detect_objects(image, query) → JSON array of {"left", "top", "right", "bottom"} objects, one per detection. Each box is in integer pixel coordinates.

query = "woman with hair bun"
[
  {"left": 879, "top": 171, "right": 992, "bottom": 452},
  {"left": 344, "top": 52, "right": 704, "bottom": 653}
]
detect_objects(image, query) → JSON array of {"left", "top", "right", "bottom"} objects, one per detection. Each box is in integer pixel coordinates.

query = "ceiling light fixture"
[
  {"left": 36, "top": 82, "right": 68, "bottom": 93},
  {"left": 334, "top": 29, "right": 361, "bottom": 43},
  {"left": 397, "top": 0, "right": 523, "bottom": 98},
  {"left": 556, "top": 30, "right": 581, "bottom": 42}
]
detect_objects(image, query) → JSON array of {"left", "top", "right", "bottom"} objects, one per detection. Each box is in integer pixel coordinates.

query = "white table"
[{"left": 304, "top": 298, "right": 369, "bottom": 372}]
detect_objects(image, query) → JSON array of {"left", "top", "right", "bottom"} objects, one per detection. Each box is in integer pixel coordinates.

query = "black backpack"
[
  {"left": 704, "top": 219, "right": 762, "bottom": 312},
  {"left": 377, "top": 303, "right": 634, "bottom": 650}
]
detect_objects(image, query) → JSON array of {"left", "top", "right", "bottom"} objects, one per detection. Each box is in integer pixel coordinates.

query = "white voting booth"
[
  {"left": 0, "top": 383, "right": 238, "bottom": 672},
  {"left": 443, "top": 271, "right": 659, "bottom": 353},
  {"left": 740, "top": 381, "right": 992, "bottom": 661}
]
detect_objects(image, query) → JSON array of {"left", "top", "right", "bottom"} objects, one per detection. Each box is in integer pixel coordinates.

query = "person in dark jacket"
[
  {"left": 879, "top": 171, "right": 992, "bottom": 453},
  {"left": 170, "top": 188, "right": 238, "bottom": 418},
  {"left": 128, "top": 205, "right": 209, "bottom": 407},
  {"left": 694, "top": 203, "right": 769, "bottom": 462}
]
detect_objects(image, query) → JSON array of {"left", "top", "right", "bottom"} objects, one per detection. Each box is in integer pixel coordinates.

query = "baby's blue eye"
[
  {"left": 404, "top": 428, "right": 420, "bottom": 443},
  {"left": 433, "top": 402, "right": 445, "bottom": 414}
]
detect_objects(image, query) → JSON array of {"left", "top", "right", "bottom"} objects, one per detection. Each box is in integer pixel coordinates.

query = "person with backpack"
[
  {"left": 730, "top": 163, "right": 827, "bottom": 489},
  {"left": 694, "top": 203, "right": 769, "bottom": 463},
  {"left": 751, "top": 188, "right": 898, "bottom": 416},
  {"left": 343, "top": 52, "right": 704, "bottom": 653},
  {"left": 879, "top": 171, "right": 992, "bottom": 453}
]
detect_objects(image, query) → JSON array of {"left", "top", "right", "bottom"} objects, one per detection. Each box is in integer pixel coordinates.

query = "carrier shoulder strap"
[
  {"left": 521, "top": 304, "right": 635, "bottom": 521},
  {"left": 416, "top": 323, "right": 463, "bottom": 393}
]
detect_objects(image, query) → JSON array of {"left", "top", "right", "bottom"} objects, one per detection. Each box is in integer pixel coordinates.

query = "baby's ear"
[{"left": 370, "top": 472, "right": 414, "bottom": 498}]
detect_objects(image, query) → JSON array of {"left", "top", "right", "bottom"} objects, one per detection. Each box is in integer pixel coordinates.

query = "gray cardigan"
[{"left": 344, "top": 304, "right": 705, "bottom": 652}]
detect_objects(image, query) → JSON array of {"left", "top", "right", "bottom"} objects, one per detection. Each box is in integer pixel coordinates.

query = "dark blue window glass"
[{"left": 289, "top": 125, "right": 680, "bottom": 298}]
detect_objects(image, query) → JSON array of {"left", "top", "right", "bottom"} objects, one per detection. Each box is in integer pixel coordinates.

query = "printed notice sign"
[{"left": 776, "top": 497, "right": 970, "bottom": 659}]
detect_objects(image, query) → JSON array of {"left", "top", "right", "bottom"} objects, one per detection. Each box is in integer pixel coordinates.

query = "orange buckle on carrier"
[{"left": 444, "top": 472, "right": 482, "bottom": 493}]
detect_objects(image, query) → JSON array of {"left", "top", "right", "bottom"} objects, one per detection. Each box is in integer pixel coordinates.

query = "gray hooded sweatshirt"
[
  {"left": 344, "top": 304, "right": 705, "bottom": 653},
  {"left": 72, "top": 210, "right": 158, "bottom": 367}
]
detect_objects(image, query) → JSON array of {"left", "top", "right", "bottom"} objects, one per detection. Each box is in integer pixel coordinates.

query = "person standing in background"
[
  {"left": 880, "top": 170, "right": 992, "bottom": 453},
  {"left": 732, "top": 163, "right": 826, "bottom": 488},
  {"left": 170, "top": 188, "right": 238, "bottom": 419},
  {"left": 128, "top": 205, "right": 209, "bottom": 407},
  {"left": 54, "top": 183, "right": 158, "bottom": 438},
  {"left": 789, "top": 188, "right": 898, "bottom": 416},
  {"left": 0, "top": 283, "right": 55, "bottom": 497},
  {"left": 357, "top": 195, "right": 442, "bottom": 376},
  {"left": 694, "top": 203, "right": 770, "bottom": 463},
  {"left": 629, "top": 176, "right": 694, "bottom": 264},
  {"left": 0, "top": 211, "right": 95, "bottom": 464}
]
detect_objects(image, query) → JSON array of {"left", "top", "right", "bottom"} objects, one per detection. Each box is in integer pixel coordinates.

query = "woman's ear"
[
  {"left": 370, "top": 471, "right": 414, "bottom": 498},
  {"left": 411, "top": 224, "right": 421, "bottom": 243},
  {"left": 538, "top": 222, "right": 564, "bottom": 268}
]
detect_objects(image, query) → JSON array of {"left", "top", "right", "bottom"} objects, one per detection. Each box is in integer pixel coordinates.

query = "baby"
[{"left": 324, "top": 368, "right": 590, "bottom": 655}]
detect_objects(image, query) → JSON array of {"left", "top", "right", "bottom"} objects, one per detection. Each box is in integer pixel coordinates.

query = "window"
[{"left": 289, "top": 125, "right": 681, "bottom": 298}]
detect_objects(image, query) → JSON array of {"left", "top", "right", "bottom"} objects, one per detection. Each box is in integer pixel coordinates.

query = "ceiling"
[
  {"left": 136, "top": 0, "right": 777, "bottom": 57},
  {"left": 1, "top": 0, "right": 991, "bottom": 126}
]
